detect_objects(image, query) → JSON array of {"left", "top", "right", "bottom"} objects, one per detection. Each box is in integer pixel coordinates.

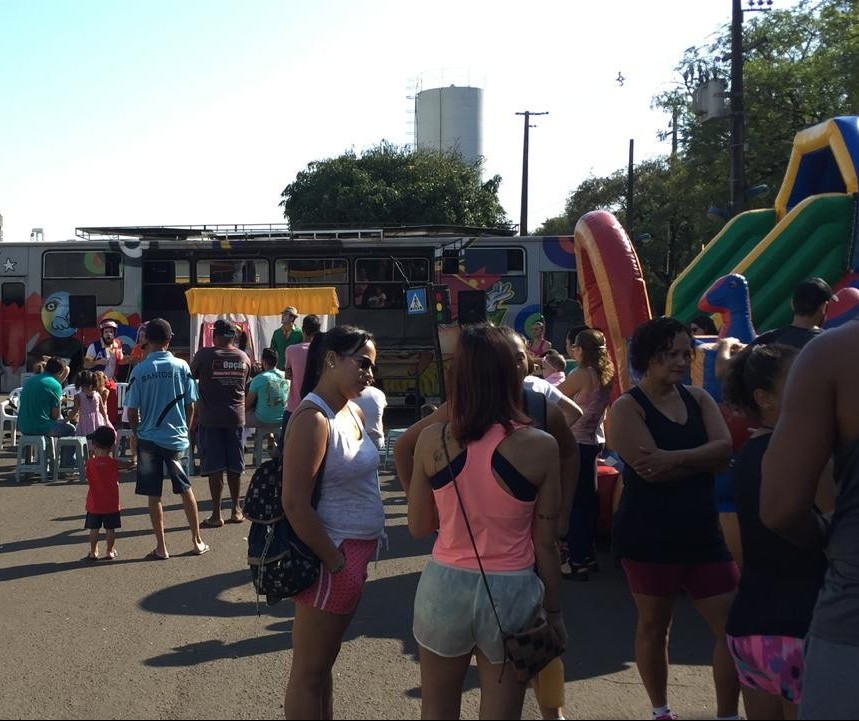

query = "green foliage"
[
  {"left": 279, "top": 141, "right": 509, "bottom": 229},
  {"left": 549, "top": 0, "right": 858, "bottom": 313}
]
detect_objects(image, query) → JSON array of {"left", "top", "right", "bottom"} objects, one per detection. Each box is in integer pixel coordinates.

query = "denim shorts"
[
  {"left": 413, "top": 559, "right": 544, "bottom": 664},
  {"left": 135, "top": 438, "right": 192, "bottom": 497},
  {"left": 197, "top": 426, "right": 244, "bottom": 475}
]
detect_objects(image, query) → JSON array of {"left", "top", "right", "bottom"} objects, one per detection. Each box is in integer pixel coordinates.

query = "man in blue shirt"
[{"left": 126, "top": 318, "right": 209, "bottom": 559}]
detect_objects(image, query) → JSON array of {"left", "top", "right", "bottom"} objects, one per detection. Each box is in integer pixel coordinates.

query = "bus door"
[{"left": 541, "top": 270, "right": 582, "bottom": 352}]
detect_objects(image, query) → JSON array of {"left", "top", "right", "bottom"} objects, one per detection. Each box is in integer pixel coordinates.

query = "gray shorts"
[
  {"left": 413, "top": 559, "right": 544, "bottom": 664},
  {"left": 799, "top": 635, "right": 859, "bottom": 719}
]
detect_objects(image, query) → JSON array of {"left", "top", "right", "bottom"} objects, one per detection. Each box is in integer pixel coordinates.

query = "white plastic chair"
[
  {"left": 20, "top": 372, "right": 36, "bottom": 387},
  {"left": 0, "top": 400, "right": 18, "bottom": 448},
  {"left": 8, "top": 387, "right": 22, "bottom": 407},
  {"left": 114, "top": 382, "right": 128, "bottom": 415}
]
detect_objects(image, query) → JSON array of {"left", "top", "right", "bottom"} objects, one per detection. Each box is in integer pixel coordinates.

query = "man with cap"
[
  {"left": 748, "top": 276, "right": 838, "bottom": 349},
  {"left": 84, "top": 318, "right": 125, "bottom": 379},
  {"left": 270, "top": 306, "right": 303, "bottom": 372},
  {"left": 125, "top": 318, "right": 208, "bottom": 559},
  {"left": 191, "top": 319, "right": 251, "bottom": 527}
]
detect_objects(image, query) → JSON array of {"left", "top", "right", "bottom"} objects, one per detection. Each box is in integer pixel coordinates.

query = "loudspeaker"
[
  {"left": 458, "top": 290, "right": 486, "bottom": 325},
  {"left": 68, "top": 295, "right": 97, "bottom": 328}
]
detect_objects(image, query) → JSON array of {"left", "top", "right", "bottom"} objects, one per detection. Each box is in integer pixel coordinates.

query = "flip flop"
[
  {"left": 227, "top": 513, "right": 245, "bottom": 524},
  {"left": 192, "top": 543, "right": 210, "bottom": 556},
  {"left": 145, "top": 549, "right": 169, "bottom": 561},
  {"left": 200, "top": 518, "right": 224, "bottom": 528},
  {"left": 105, "top": 549, "right": 119, "bottom": 560},
  {"left": 84, "top": 552, "right": 99, "bottom": 562}
]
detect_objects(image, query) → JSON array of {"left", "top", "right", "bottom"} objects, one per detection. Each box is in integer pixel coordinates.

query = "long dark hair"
[
  {"left": 448, "top": 323, "right": 529, "bottom": 444},
  {"left": 300, "top": 325, "right": 375, "bottom": 399}
]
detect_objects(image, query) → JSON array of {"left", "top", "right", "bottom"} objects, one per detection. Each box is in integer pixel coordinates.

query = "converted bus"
[{"left": 0, "top": 225, "right": 580, "bottom": 406}]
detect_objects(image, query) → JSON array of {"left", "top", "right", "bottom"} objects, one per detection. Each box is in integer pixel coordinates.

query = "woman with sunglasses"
[{"left": 280, "top": 325, "right": 385, "bottom": 719}]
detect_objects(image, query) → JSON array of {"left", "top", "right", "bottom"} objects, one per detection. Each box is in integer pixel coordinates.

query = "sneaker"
[{"left": 562, "top": 560, "right": 590, "bottom": 582}]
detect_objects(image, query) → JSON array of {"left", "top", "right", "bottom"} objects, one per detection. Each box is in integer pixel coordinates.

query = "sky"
[{"left": 0, "top": 0, "right": 796, "bottom": 243}]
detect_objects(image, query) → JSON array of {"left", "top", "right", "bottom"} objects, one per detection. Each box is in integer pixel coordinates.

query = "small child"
[
  {"left": 83, "top": 426, "right": 121, "bottom": 561},
  {"left": 74, "top": 370, "right": 113, "bottom": 438}
]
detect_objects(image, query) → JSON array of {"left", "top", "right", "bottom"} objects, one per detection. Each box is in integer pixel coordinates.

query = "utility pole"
[
  {"left": 516, "top": 110, "right": 548, "bottom": 235},
  {"left": 729, "top": 0, "right": 746, "bottom": 217},
  {"left": 729, "top": 0, "right": 772, "bottom": 217}
]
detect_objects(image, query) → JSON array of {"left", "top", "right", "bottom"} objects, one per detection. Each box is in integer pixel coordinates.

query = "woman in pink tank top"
[{"left": 408, "top": 323, "right": 567, "bottom": 719}]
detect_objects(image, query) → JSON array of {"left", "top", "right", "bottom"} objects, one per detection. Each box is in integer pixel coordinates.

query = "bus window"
[
  {"left": 196, "top": 259, "right": 268, "bottom": 285},
  {"left": 43, "top": 251, "right": 124, "bottom": 305},
  {"left": 2, "top": 282, "right": 24, "bottom": 307},
  {"left": 275, "top": 258, "right": 349, "bottom": 308},
  {"left": 143, "top": 259, "right": 190, "bottom": 284},
  {"left": 354, "top": 257, "right": 428, "bottom": 309},
  {"left": 462, "top": 247, "right": 528, "bottom": 304}
]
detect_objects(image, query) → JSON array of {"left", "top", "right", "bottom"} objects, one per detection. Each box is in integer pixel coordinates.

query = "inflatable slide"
[{"left": 667, "top": 116, "right": 859, "bottom": 329}]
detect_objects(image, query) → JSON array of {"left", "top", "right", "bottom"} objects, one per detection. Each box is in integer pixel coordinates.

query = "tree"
[{"left": 279, "top": 141, "right": 510, "bottom": 230}]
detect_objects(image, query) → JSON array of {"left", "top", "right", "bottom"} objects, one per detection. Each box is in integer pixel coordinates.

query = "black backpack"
[{"left": 243, "top": 414, "right": 329, "bottom": 608}]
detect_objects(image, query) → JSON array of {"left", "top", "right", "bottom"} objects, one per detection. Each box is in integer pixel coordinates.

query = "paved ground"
[{"left": 0, "top": 425, "right": 739, "bottom": 720}]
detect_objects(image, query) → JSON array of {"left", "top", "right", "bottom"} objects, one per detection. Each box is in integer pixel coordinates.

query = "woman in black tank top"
[{"left": 608, "top": 317, "right": 739, "bottom": 721}]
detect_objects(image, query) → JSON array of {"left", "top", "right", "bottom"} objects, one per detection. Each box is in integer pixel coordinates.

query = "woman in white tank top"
[{"left": 281, "top": 325, "right": 385, "bottom": 718}]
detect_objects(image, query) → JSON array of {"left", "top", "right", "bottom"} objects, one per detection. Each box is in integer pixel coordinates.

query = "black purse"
[{"left": 440, "top": 425, "right": 565, "bottom": 683}]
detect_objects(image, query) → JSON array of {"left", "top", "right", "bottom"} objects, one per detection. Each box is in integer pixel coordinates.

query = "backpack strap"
[{"left": 285, "top": 402, "right": 331, "bottom": 506}]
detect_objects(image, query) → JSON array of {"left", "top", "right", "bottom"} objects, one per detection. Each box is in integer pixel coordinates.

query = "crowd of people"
[{"left": 11, "top": 276, "right": 859, "bottom": 719}]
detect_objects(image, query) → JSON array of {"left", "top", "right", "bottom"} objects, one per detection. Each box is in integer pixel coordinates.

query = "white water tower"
[{"left": 415, "top": 84, "right": 483, "bottom": 167}]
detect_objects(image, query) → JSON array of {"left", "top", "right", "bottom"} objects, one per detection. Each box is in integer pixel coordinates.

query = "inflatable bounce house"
[{"left": 574, "top": 117, "right": 859, "bottom": 540}]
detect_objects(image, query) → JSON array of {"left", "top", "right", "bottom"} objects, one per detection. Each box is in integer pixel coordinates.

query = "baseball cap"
[
  {"left": 213, "top": 319, "right": 238, "bottom": 338},
  {"left": 282, "top": 306, "right": 299, "bottom": 318},
  {"left": 145, "top": 318, "right": 173, "bottom": 343},
  {"left": 793, "top": 277, "right": 838, "bottom": 307},
  {"left": 86, "top": 425, "right": 117, "bottom": 449}
]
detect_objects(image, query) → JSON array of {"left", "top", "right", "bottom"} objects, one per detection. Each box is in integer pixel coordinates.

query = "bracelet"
[{"left": 329, "top": 554, "right": 346, "bottom": 574}]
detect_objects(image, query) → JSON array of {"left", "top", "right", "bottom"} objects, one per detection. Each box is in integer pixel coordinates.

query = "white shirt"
[
  {"left": 522, "top": 375, "right": 566, "bottom": 405},
  {"left": 352, "top": 385, "right": 387, "bottom": 450}
]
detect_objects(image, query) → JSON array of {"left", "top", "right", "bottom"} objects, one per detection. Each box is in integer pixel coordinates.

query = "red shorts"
[
  {"left": 291, "top": 538, "right": 378, "bottom": 615},
  {"left": 621, "top": 558, "right": 739, "bottom": 599}
]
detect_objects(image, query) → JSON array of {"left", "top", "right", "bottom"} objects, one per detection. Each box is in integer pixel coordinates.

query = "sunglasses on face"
[{"left": 351, "top": 354, "right": 377, "bottom": 374}]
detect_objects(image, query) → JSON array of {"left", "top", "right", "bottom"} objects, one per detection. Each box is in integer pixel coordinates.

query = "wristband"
[{"left": 329, "top": 554, "right": 346, "bottom": 574}]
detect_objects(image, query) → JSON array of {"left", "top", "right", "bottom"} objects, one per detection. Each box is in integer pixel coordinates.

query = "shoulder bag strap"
[{"left": 441, "top": 424, "right": 506, "bottom": 637}]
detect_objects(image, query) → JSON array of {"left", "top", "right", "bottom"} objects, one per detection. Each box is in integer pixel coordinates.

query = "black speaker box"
[
  {"left": 458, "top": 290, "right": 487, "bottom": 325},
  {"left": 68, "top": 295, "right": 98, "bottom": 328}
]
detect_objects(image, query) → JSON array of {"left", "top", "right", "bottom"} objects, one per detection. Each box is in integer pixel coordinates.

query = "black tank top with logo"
[{"left": 612, "top": 384, "right": 731, "bottom": 563}]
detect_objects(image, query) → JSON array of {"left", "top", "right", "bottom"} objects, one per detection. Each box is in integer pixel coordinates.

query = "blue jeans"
[{"left": 49, "top": 420, "right": 77, "bottom": 466}]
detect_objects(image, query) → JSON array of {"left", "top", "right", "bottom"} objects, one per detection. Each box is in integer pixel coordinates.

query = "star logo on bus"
[{"left": 2, "top": 258, "right": 16, "bottom": 272}]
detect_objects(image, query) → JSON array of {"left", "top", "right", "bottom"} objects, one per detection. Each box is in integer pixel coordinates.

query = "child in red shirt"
[{"left": 84, "top": 426, "right": 121, "bottom": 561}]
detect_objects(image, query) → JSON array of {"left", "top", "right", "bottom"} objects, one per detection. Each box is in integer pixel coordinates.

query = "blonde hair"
[
  {"left": 573, "top": 328, "right": 615, "bottom": 390},
  {"left": 93, "top": 370, "right": 107, "bottom": 392}
]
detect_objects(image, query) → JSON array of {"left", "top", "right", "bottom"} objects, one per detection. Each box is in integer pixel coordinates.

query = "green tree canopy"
[{"left": 279, "top": 141, "right": 510, "bottom": 230}]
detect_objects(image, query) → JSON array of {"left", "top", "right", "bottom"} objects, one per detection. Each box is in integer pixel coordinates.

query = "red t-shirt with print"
[{"left": 85, "top": 456, "right": 120, "bottom": 514}]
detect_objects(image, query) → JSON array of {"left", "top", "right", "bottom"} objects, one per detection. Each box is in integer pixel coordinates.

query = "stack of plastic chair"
[
  {"left": 0, "top": 400, "right": 18, "bottom": 448},
  {"left": 54, "top": 436, "right": 89, "bottom": 482},
  {"left": 16, "top": 435, "right": 55, "bottom": 483},
  {"left": 382, "top": 428, "right": 408, "bottom": 472},
  {"left": 252, "top": 424, "right": 282, "bottom": 467}
]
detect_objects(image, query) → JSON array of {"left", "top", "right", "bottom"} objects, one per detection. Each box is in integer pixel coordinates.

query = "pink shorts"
[
  {"left": 727, "top": 634, "right": 804, "bottom": 704},
  {"left": 291, "top": 538, "right": 377, "bottom": 615},
  {"left": 621, "top": 559, "right": 739, "bottom": 599}
]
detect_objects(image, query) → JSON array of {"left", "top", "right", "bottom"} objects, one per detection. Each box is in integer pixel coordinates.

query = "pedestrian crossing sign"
[{"left": 405, "top": 287, "right": 428, "bottom": 315}]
